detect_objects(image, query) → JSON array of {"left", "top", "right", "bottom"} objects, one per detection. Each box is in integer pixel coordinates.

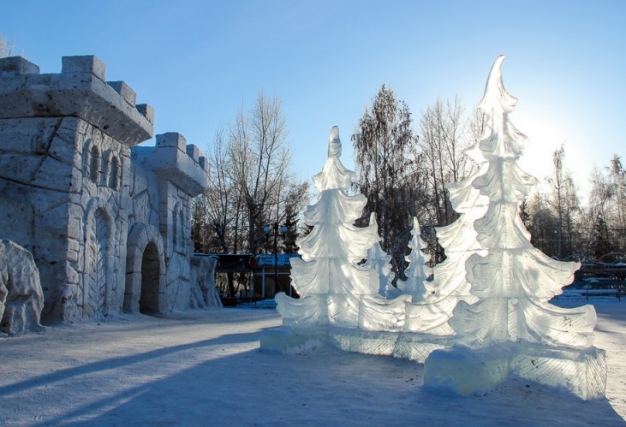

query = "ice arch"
[{"left": 125, "top": 224, "right": 166, "bottom": 314}]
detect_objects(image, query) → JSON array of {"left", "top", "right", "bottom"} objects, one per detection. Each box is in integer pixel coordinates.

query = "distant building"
[
  {"left": 250, "top": 254, "right": 300, "bottom": 299},
  {"left": 198, "top": 252, "right": 299, "bottom": 299}
]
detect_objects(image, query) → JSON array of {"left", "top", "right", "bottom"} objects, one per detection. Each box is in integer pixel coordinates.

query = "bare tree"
[
  {"left": 550, "top": 146, "right": 566, "bottom": 256},
  {"left": 227, "top": 93, "right": 292, "bottom": 255},
  {"left": 192, "top": 94, "right": 305, "bottom": 297},
  {"left": 192, "top": 129, "right": 244, "bottom": 251},
  {"left": 0, "top": 35, "right": 15, "bottom": 58},
  {"left": 191, "top": 129, "right": 242, "bottom": 296},
  {"left": 417, "top": 97, "right": 481, "bottom": 264},
  {"left": 546, "top": 145, "right": 582, "bottom": 257},
  {"left": 525, "top": 192, "right": 558, "bottom": 255},
  {"left": 588, "top": 166, "right": 615, "bottom": 250},
  {"left": 0, "top": 35, "right": 25, "bottom": 58},
  {"left": 585, "top": 155, "right": 626, "bottom": 255},
  {"left": 609, "top": 155, "right": 626, "bottom": 250},
  {"left": 207, "top": 129, "right": 235, "bottom": 253},
  {"left": 419, "top": 97, "right": 475, "bottom": 228}
]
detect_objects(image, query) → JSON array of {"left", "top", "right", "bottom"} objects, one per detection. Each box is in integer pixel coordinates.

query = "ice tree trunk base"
[{"left": 424, "top": 342, "right": 606, "bottom": 400}]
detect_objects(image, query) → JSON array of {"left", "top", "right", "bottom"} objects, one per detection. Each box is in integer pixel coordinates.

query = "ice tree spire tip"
[
  {"left": 479, "top": 55, "right": 518, "bottom": 114},
  {"left": 328, "top": 126, "right": 342, "bottom": 158}
]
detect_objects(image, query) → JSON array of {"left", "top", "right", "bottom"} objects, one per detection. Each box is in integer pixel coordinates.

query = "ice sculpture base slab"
[
  {"left": 329, "top": 327, "right": 399, "bottom": 356},
  {"left": 260, "top": 327, "right": 326, "bottom": 354},
  {"left": 328, "top": 328, "right": 453, "bottom": 362},
  {"left": 393, "top": 333, "right": 454, "bottom": 363},
  {"left": 424, "top": 343, "right": 606, "bottom": 400}
]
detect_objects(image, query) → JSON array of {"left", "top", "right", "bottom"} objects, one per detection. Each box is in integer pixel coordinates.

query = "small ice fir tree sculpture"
[
  {"left": 275, "top": 127, "right": 379, "bottom": 328},
  {"left": 402, "top": 140, "right": 489, "bottom": 334},
  {"left": 397, "top": 217, "right": 432, "bottom": 302},
  {"left": 365, "top": 218, "right": 395, "bottom": 298},
  {"left": 449, "top": 55, "right": 596, "bottom": 348}
]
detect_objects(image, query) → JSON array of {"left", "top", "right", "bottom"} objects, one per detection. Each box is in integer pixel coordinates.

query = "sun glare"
[{"left": 514, "top": 111, "right": 590, "bottom": 198}]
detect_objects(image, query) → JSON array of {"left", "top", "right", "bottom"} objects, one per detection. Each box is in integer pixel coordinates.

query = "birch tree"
[
  {"left": 418, "top": 97, "right": 480, "bottom": 264},
  {"left": 352, "top": 85, "right": 423, "bottom": 279}
]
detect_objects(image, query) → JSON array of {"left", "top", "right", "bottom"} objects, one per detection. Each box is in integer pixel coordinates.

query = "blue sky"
[{"left": 2, "top": 1, "right": 625, "bottom": 199}]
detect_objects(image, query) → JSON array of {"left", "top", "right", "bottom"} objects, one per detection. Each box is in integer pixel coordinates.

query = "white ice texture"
[
  {"left": 425, "top": 342, "right": 606, "bottom": 399},
  {"left": 275, "top": 127, "right": 407, "bottom": 331},
  {"left": 272, "top": 57, "right": 604, "bottom": 399},
  {"left": 402, "top": 145, "right": 490, "bottom": 335},
  {"left": 421, "top": 56, "right": 605, "bottom": 400},
  {"left": 402, "top": 56, "right": 597, "bottom": 347},
  {"left": 442, "top": 55, "right": 597, "bottom": 349},
  {"left": 396, "top": 217, "right": 432, "bottom": 302},
  {"left": 364, "top": 219, "right": 395, "bottom": 298}
]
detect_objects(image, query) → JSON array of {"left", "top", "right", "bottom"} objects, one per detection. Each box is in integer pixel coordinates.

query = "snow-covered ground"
[{"left": 1, "top": 300, "right": 625, "bottom": 426}]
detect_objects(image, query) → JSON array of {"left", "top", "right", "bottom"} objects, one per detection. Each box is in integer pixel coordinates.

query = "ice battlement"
[
  {"left": 146, "top": 132, "right": 208, "bottom": 197},
  {"left": 0, "top": 55, "right": 153, "bottom": 146}
]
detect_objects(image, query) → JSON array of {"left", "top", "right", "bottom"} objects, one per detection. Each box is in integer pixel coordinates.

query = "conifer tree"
[{"left": 590, "top": 214, "right": 613, "bottom": 258}]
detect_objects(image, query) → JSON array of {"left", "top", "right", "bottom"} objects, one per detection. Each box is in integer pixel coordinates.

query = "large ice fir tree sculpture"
[
  {"left": 275, "top": 127, "right": 379, "bottom": 329},
  {"left": 448, "top": 55, "right": 596, "bottom": 348},
  {"left": 425, "top": 56, "right": 605, "bottom": 400}
]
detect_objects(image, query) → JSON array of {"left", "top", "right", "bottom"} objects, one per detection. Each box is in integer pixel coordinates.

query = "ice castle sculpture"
[{"left": 424, "top": 55, "right": 606, "bottom": 399}]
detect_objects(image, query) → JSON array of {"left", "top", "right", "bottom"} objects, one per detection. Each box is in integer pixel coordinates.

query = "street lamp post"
[{"left": 264, "top": 222, "right": 288, "bottom": 296}]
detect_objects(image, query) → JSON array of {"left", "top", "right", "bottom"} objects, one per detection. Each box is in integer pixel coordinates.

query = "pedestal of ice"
[
  {"left": 329, "top": 329, "right": 454, "bottom": 362},
  {"left": 424, "top": 343, "right": 606, "bottom": 400},
  {"left": 260, "top": 327, "right": 327, "bottom": 354},
  {"left": 261, "top": 326, "right": 453, "bottom": 363},
  {"left": 329, "top": 328, "right": 400, "bottom": 356}
]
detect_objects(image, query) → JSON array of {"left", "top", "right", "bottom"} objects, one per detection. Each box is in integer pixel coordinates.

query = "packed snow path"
[{"left": 1, "top": 301, "right": 624, "bottom": 426}]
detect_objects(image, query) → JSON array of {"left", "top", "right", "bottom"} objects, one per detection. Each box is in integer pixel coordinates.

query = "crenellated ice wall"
[{"left": 0, "top": 55, "right": 218, "bottom": 323}]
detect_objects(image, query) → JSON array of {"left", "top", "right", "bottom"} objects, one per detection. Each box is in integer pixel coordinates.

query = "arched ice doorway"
[
  {"left": 125, "top": 224, "right": 165, "bottom": 314},
  {"left": 140, "top": 241, "right": 161, "bottom": 314}
]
